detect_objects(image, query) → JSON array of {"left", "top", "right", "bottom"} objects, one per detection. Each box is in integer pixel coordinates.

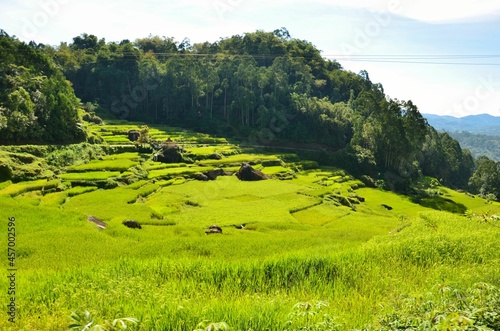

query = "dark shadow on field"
[{"left": 412, "top": 196, "right": 467, "bottom": 214}]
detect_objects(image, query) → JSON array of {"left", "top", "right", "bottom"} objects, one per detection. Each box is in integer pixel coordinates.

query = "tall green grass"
[
  {"left": 1, "top": 203, "right": 498, "bottom": 330},
  {"left": 1, "top": 123, "right": 499, "bottom": 330}
]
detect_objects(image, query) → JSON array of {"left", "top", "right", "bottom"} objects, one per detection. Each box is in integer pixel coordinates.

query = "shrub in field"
[
  {"left": 0, "top": 162, "right": 12, "bottom": 181},
  {"left": 194, "top": 321, "right": 230, "bottom": 331},
  {"left": 285, "top": 301, "right": 343, "bottom": 331},
  {"left": 104, "top": 178, "right": 119, "bottom": 189},
  {"left": 87, "top": 133, "right": 104, "bottom": 144},
  {"left": 0, "top": 150, "right": 51, "bottom": 182},
  {"left": 128, "top": 165, "right": 148, "bottom": 182},
  {"left": 360, "top": 175, "right": 376, "bottom": 188},
  {"left": 368, "top": 283, "right": 500, "bottom": 331},
  {"left": 82, "top": 112, "right": 103, "bottom": 125},
  {"left": 46, "top": 143, "right": 106, "bottom": 168},
  {"left": 324, "top": 193, "right": 356, "bottom": 210},
  {"left": 0, "top": 144, "right": 48, "bottom": 157},
  {"left": 484, "top": 193, "right": 497, "bottom": 202},
  {"left": 69, "top": 310, "right": 139, "bottom": 331}
]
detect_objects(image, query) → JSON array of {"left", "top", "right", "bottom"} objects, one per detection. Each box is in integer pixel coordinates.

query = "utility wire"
[
  {"left": 322, "top": 54, "right": 500, "bottom": 65},
  {"left": 98, "top": 52, "right": 500, "bottom": 65},
  {"left": 328, "top": 59, "right": 500, "bottom": 66},
  {"left": 11, "top": 47, "right": 500, "bottom": 65}
]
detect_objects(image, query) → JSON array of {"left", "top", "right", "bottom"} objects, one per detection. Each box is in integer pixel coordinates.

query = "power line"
[
  {"left": 95, "top": 52, "right": 500, "bottom": 65},
  {"left": 322, "top": 54, "right": 500, "bottom": 58},
  {"left": 328, "top": 59, "right": 500, "bottom": 66},
  {"left": 321, "top": 54, "right": 500, "bottom": 66},
  {"left": 7, "top": 46, "right": 500, "bottom": 65}
]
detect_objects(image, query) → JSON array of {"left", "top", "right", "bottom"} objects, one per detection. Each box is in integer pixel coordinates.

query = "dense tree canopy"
[
  {"left": 2, "top": 28, "right": 495, "bottom": 197},
  {"left": 48, "top": 29, "right": 452, "bottom": 187},
  {"left": 468, "top": 156, "right": 500, "bottom": 200},
  {"left": 448, "top": 131, "right": 500, "bottom": 161},
  {"left": 0, "top": 30, "right": 85, "bottom": 143}
]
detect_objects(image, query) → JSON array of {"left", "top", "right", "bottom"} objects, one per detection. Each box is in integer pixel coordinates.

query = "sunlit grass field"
[{"left": 1, "top": 120, "right": 499, "bottom": 330}]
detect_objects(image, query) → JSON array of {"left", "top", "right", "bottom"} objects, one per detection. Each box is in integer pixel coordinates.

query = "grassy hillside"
[{"left": 1, "top": 121, "right": 499, "bottom": 330}]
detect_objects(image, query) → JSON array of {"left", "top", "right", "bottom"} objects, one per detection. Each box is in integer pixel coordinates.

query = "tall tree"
[{"left": 0, "top": 32, "right": 85, "bottom": 144}]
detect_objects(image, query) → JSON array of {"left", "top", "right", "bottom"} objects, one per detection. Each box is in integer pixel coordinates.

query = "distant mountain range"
[
  {"left": 423, "top": 114, "right": 500, "bottom": 161},
  {"left": 423, "top": 114, "right": 500, "bottom": 136}
]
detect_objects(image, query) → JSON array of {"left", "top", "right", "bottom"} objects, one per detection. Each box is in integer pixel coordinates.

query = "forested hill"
[
  {"left": 447, "top": 131, "right": 500, "bottom": 161},
  {"left": 0, "top": 30, "right": 85, "bottom": 144},
  {"left": 423, "top": 113, "right": 500, "bottom": 161},
  {"left": 0, "top": 29, "right": 483, "bottom": 191}
]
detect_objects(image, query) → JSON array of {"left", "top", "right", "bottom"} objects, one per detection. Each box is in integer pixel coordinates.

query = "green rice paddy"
[{"left": 0, "top": 120, "right": 499, "bottom": 330}]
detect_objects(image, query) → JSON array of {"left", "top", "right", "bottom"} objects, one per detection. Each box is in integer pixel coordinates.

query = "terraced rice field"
[{"left": 0, "top": 120, "right": 499, "bottom": 330}]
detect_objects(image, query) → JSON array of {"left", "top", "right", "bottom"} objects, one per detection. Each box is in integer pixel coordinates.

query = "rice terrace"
[
  {"left": 1, "top": 119, "right": 499, "bottom": 330},
  {"left": 1, "top": 25, "right": 500, "bottom": 331}
]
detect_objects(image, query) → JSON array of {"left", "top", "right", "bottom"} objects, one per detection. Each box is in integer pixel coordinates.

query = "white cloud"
[
  {"left": 301, "top": 0, "right": 500, "bottom": 23},
  {"left": 402, "top": 0, "right": 500, "bottom": 23}
]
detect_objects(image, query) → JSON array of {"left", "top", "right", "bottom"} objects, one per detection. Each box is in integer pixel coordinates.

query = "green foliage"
[
  {"left": 468, "top": 156, "right": 499, "bottom": 201},
  {"left": 422, "top": 129, "right": 475, "bottom": 189},
  {"left": 46, "top": 143, "right": 106, "bottom": 167},
  {"left": 0, "top": 150, "right": 53, "bottom": 182},
  {"left": 82, "top": 102, "right": 104, "bottom": 125},
  {"left": 2, "top": 29, "right": 488, "bottom": 193},
  {"left": 0, "top": 34, "right": 499, "bottom": 330},
  {"left": 0, "top": 32, "right": 86, "bottom": 143},
  {"left": 449, "top": 131, "right": 500, "bottom": 161},
  {"left": 0, "top": 29, "right": 485, "bottom": 192},
  {"left": 46, "top": 29, "right": 472, "bottom": 191},
  {"left": 369, "top": 283, "right": 500, "bottom": 330},
  {"left": 285, "top": 301, "right": 342, "bottom": 331},
  {"left": 69, "top": 310, "right": 139, "bottom": 331},
  {"left": 148, "top": 165, "right": 214, "bottom": 179},
  {"left": 298, "top": 160, "right": 319, "bottom": 170},
  {"left": 194, "top": 321, "right": 230, "bottom": 331}
]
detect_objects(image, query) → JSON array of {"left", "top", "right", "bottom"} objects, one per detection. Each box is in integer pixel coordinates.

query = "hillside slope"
[
  {"left": 0, "top": 122, "right": 499, "bottom": 330},
  {"left": 448, "top": 131, "right": 500, "bottom": 161},
  {"left": 0, "top": 30, "right": 85, "bottom": 144}
]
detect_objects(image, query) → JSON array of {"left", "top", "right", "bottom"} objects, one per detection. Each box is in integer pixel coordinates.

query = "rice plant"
[{"left": 1, "top": 123, "right": 499, "bottom": 330}]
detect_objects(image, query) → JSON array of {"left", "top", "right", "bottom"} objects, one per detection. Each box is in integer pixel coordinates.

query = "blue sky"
[{"left": 1, "top": 0, "right": 500, "bottom": 117}]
